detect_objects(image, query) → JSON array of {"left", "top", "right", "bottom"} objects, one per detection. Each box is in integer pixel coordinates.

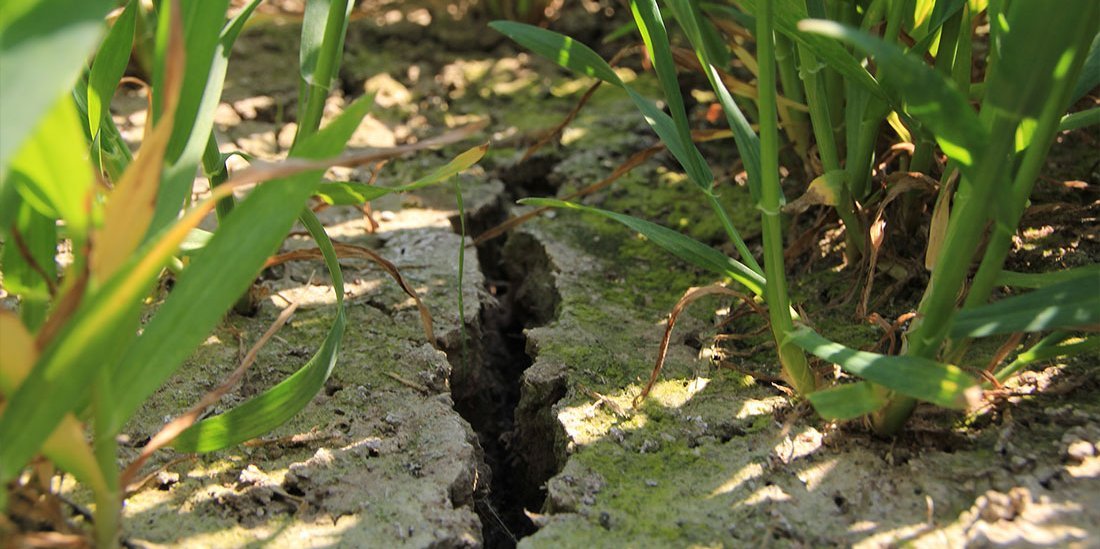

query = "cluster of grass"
[
  {"left": 493, "top": 0, "right": 1099, "bottom": 434},
  {"left": 0, "top": 0, "right": 484, "bottom": 545}
]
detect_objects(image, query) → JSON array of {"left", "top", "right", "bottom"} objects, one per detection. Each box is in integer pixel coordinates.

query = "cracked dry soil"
[{"left": 46, "top": 2, "right": 1100, "bottom": 547}]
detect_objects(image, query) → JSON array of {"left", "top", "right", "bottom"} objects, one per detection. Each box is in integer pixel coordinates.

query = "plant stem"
[
  {"left": 294, "top": 0, "right": 351, "bottom": 144},
  {"left": 965, "top": 46, "right": 1091, "bottom": 311},
  {"left": 796, "top": 42, "right": 866, "bottom": 257},
  {"left": 911, "top": 6, "right": 966, "bottom": 175},
  {"left": 756, "top": 1, "right": 815, "bottom": 396},
  {"left": 872, "top": 116, "right": 1018, "bottom": 435},
  {"left": 774, "top": 34, "right": 811, "bottom": 159},
  {"left": 707, "top": 193, "right": 763, "bottom": 276},
  {"left": 202, "top": 132, "right": 235, "bottom": 221},
  {"left": 93, "top": 372, "right": 121, "bottom": 548}
]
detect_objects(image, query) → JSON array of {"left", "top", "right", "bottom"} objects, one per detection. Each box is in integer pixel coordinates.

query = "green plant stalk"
[
  {"left": 92, "top": 371, "right": 121, "bottom": 548},
  {"left": 964, "top": 40, "right": 1093, "bottom": 314},
  {"left": 796, "top": 45, "right": 840, "bottom": 171},
  {"left": 756, "top": 1, "right": 815, "bottom": 396},
  {"left": 823, "top": 0, "right": 852, "bottom": 145},
  {"left": 951, "top": 4, "right": 973, "bottom": 94},
  {"left": 872, "top": 115, "right": 1018, "bottom": 434},
  {"left": 202, "top": 132, "right": 235, "bottom": 220},
  {"left": 774, "top": 33, "right": 811, "bottom": 158},
  {"left": 911, "top": 7, "right": 967, "bottom": 175},
  {"left": 994, "top": 333, "right": 1098, "bottom": 383},
  {"left": 708, "top": 192, "right": 764, "bottom": 275},
  {"left": 845, "top": 0, "right": 904, "bottom": 201},
  {"left": 881, "top": 0, "right": 907, "bottom": 47},
  {"left": 796, "top": 42, "right": 865, "bottom": 257},
  {"left": 845, "top": 96, "right": 885, "bottom": 200},
  {"left": 295, "top": 0, "right": 350, "bottom": 143}
]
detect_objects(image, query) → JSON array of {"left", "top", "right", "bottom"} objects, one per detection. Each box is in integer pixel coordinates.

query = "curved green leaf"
[
  {"left": 994, "top": 333, "right": 1099, "bottom": 383},
  {"left": 315, "top": 143, "right": 489, "bottom": 205},
  {"left": 172, "top": 208, "right": 344, "bottom": 452},
  {"left": 995, "top": 265, "right": 1100, "bottom": 289},
  {"left": 87, "top": 0, "right": 137, "bottom": 138},
  {"left": 519, "top": 198, "right": 764, "bottom": 295},
  {"left": 630, "top": 0, "right": 707, "bottom": 186},
  {"left": 669, "top": 0, "right": 762, "bottom": 202},
  {"left": 806, "top": 381, "right": 886, "bottom": 420},
  {"left": 798, "top": 19, "right": 988, "bottom": 173},
  {"left": 0, "top": 0, "right": 115, "bottom": 181},
  {"left": 492, "top": 20, "right": 714, "bottom": 190},
  {"left": 489, "top": 21, "right": 624, "bottom": 86},
  {"left": 106, "top": 95, "right": 374, "bottom": 435},
  {"left": 951, "top": 274, "right": 1100, "bottom": 339},
  {"left": 786, "top": 327, "right": 978, "bottom": 409},
  {"left": 1071, "top": 32, "right": 1100, "bottom": 104}
]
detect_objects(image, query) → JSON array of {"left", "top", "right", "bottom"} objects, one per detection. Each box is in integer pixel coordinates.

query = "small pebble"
[
  {"left": 155, "top": 471, "right": 180, "bottom": 490},
  {"left": 1066, "top": 439, "right": 1096, "bottom": 463}
]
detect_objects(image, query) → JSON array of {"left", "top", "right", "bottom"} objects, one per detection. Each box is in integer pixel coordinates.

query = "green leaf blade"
[
  {"left": 787, "top": 327, "right": 978, "bottom": 409},
  {"left": 172, "top": 209, "right": 345, "bottom": 452},
  {"left": 0, "top": 0, "right": 115, "bottom": 181},
  {"left": 87, "top": 0, "right": 137, "bottom": 138},
  {"left": 798, "top": 19, "right": 988, "bottom": 173},
  {"left": 490, "top": 21, "right": 624, "bottom": 86},
  {"left": 951, "top": 274, "right": 1100, "bottom": 339},
  {"left": 807, "top": 382, "right": 886, "bottom": 420},
  {"left": 519, "top": 198, "right": 764, "bottom": 295},
  {"left": 107, "top": 95, "right": 374, "bottom": 435}
]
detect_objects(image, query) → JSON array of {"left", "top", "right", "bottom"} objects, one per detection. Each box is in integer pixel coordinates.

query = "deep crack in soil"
[{"left": 441, "top": 162, "right": 564, "bottom": 548}]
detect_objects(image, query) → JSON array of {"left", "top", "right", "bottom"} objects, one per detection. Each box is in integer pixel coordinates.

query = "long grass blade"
[
  {"left": 315, "top": 143, "right": 488, "bottom": 205},
  {"left": 171, "top": 209, "right": 344, "bottom": 452},
  {"left": 950, "top": 275, "right": 1100, "bottom": 339},
  {"left": 786, "top": 327, "right": 979, "bottom": 409},
  {"left": 0, "top": 0, "right": 115, "bottom": 179},
  {"left": 87, "top": 0, "right": 137, "bottom": 139},
  {"left": 519, "top": 198, "right": 764, "bottom": 295},
  {"left": 105, "top": 95, "right": 374, "bottom": 435}
]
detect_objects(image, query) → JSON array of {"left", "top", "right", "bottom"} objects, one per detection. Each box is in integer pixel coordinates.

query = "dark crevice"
[{"left": 440, "top": 171, "right": 563, "bottom": 548}]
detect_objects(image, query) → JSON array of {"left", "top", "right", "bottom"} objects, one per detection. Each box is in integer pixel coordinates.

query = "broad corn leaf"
[{"left": 6, "top": 96, "right": 94, "bottom": 238}]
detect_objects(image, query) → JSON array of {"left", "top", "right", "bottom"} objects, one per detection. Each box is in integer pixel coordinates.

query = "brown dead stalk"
[
  {"left": 265, "top": 242, "right": 435, "bottom": 346},
  {"left": 634, "top": 285, "right": 761, "bottom": 407}
]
